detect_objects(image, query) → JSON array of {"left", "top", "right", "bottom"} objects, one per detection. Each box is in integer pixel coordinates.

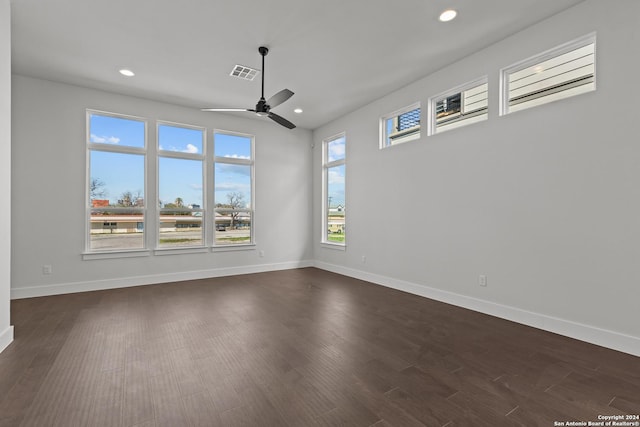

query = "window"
[
  {"left": 87, "top": 111, "right": 146, "bottom": 251},
  {"left": 501, "top": 33, "right": 596, "bottom": 115},
  {"left": 429, "top": 78, "right": 488, "bottom": 134},
  {"left": 323, "top": 133, "right": 346, "bottom": 245},
  {"left": 158, "top": 123, "right": 205, "bottom": 248},
  {"left": 213, "top": 131, "right": 254, "bottom": 246},
  {"left": 380, "top": 103, "right": 421, "bottom": 148}
]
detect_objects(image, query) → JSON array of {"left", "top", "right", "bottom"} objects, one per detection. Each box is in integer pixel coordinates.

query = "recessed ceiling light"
[
  {"left": 119, "top": 69, "right": 135, "bottom": 77},
  {"left": 439, "top": 9, "right": 457, "bottom": 22},
  {"left": 294, "top": 108, "right": 303, "bottom": 114}
]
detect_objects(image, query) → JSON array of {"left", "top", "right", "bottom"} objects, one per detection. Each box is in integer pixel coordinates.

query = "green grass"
[
  {"left": 159, "top": 238, "right": 200, "bottom": 244},
  {"left": 217, "top": 237, "right": 251, "bottom": 242},
  {"left": 327, "top": 234, "right": 345, "bottom": 243}
]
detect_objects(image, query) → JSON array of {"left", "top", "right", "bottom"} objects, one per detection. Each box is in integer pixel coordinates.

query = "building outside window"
[
  {"left": 323, "top": 133, "right": 346, "bottom": 245},
  {"left": 87, "top": 111, "right": 146, "bottom": 251},
  {"left": 501, "top": 33, "right": 596, "bottom": 115},
  {"left": 213, "top": 131, "right": 254, "bottom": 246},
  {"left": 158, "top": 123, "right": 205, "bottom": 248},
  {"left": 429, "top": 78, "right": 488, "bottom": 134},
  {"left": 380, "top": 103, "right": 421, "bottom": 148}
]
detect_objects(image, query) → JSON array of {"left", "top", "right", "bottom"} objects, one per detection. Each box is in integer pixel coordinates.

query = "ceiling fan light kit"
[{"left": 202, "top": 46, "right": 296, "bottom": 129}]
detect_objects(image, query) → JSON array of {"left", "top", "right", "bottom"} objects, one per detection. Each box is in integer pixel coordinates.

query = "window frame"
[
  {"left": 156, "top": 121, "right": 206, "bottom": 250},
  {"left": 380, "top": 102, "right": 421, "bottom": 149},
  {"left": 322, "top": 132, "right": 346, "bottom": 248},
  {"left": 85, "top": 109, "right": 148, "bottom": 255},
  {"left": 428, "top": 76, "right": 488, "bottom": 135},
  {"left": 500, "top": 33, "right": 596, "bottom": 116},
  {"left": 212, "top": 129, "right": 255, "bottom": 248}
]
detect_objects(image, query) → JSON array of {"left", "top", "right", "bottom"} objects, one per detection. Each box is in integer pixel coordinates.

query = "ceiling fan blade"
[
  {"left": 268, "top": 112, "right": 296, "bottom": 129},
  {"left": 201, "top": 108, "right": 254, "bottom": 112},
  {"left": 266, "top": 89, "right": 294, "bottom": 109}
]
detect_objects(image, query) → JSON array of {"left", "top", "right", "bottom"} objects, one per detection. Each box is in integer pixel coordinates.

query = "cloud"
[
  {"left": 215, "top": 182, "right": 250, "bottom": 192},
  {"left": 328, "top": 139, "right": 345, "bottom": 161},
  {"left": 224, "top": 154, "right": 251, "bottom": 160},
  {"left": 216, "top": 163, "right": 251, "bottom": 176},
  {"left": 183, "top": 144, "right": 199, "bottom": 154},
  {"left": 159, "top": 144, "right": 200, "bottom": 153},
  {"left": 189, "top": 183, "right": 203, "bottom": 190},
  {"left": 91, "top": 134, "right": 120, "bottom": 144},
  {"left": 328, "top": 169, "right": 345, "bottom": 184}
]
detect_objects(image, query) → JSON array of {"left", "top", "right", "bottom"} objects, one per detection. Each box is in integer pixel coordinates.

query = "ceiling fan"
[{"left": 202, "top": 46, "right": 296, "bottom": 129}]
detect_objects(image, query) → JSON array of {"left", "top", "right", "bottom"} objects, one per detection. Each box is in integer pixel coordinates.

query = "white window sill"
[
  {"left": 82, "top": 249, "right": 151, "bottom": 260},
  {"left": 320, "top": 242, "right": 346, "bottom": 251},
  {"left": 154, "top": 246, "right": 209, "bottom": 256},
  {"left": 212, "top": 243, "right": 256, "bottom": 253}
]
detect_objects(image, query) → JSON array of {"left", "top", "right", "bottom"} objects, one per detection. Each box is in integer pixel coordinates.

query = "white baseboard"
[
  {"left": 10, "top": 260, "right": 314, "bottom": 300},
  {"left": 314, "top": 261, "right": 640, "bottom": 357},
  {"left": 0, "top": 325, "right": 13, "bottom": 354}
]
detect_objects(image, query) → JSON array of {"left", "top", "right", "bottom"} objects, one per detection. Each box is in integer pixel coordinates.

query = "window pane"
[
  {"left": 327, "top": 135, "right": 346, "bottom": 162},
  {"left": 503, "top": 36, "right": 595, "bottom": 114},
  {"left": 89, "top": 210, "right": 144, "bottom": 250},
  {"left": 214, "top": 132, "right": 252, "bottom": 159},
  {"left": 382, "top": 106, "right": 420, "bottom": 148},
  {"left": 158, "top": 157, "right": 204, "bottom": 248},
  {"left": 158, "top": 124, "right": 203, "bottom": 154},
  {"left": 433, "top": 81, "right": 488, "bottom": 134},
  {"left": 159, "top": 211, "right": 203, "bottom": 247},
  {"left": 214, "top": 211, "right": 251, "bottom": 245},
  {"left": 90, "top": 151, "right": 144, "bottom": 207},
  {"left": 327, "top": 164, "right": 345, "bottom": 243},
  {"left": 158, "top": 157, "right": 203, "bottom": 209},
  {"left": 214, "top": 132, "right": 253, "bottom": 246},
  {"left": 214, "top": 164, "right": 251, "bottom": 207},
  {"left": 89, "top": 114, "right": 145, "bottom": 148}
]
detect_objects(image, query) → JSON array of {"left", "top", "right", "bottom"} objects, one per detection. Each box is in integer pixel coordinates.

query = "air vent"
[{"left": 230, "top": 65, "right": 259, "bottom": 81}]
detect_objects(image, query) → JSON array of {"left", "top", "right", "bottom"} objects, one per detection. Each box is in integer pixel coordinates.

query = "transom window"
[
  {"left": 380, "top": 103, "right": 421, "bottom": 148},
  {"left": 501, "top": 33, "right": 596, "bottom": 114},
  {"left": 428, "top": 78, "right": 488, "bottom": 135}
]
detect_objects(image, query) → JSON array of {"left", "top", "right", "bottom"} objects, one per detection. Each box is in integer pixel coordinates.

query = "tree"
[
  {"left": 133, "top": 190, "right": 144, "bottom": 207},
  {"left": 215, "top": 192, "right": 246, "bottom": 228},
  {"left": 90, "top": 177, "right": 107, "bottom": 199},
  {"left": 226, "top": 192, "right": 245, "bottom": 229},
  {"left": 118, "top": 191, "right": 133, "bottom": 207},
  {"left": 174, "top": 197, "right": 184, "bottom": 208},
  {"left": 117, "top": 190, "right": 143, "bottom": 208}
]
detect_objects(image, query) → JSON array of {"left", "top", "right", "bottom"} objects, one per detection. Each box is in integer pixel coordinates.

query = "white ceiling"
[{"left": 10, "top": 0, "right": 586, "bottom": 130}]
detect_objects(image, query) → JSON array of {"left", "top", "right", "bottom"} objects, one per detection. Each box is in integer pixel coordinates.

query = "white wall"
[
  {"left": 313, "top": 0, "right": 640, "bottom": 356},
  {"left": 11, "top": 76, "right": 313, "bottom": 297},
  {"left": 0, "top": 0, "right": 13, "bottom": 353}
]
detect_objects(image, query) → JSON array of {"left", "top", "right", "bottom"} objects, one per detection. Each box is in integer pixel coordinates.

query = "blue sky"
[
  {"left": 326, "top": 135, "right": 345, "bottom": 207},
  {"left": 89, "top": 114, "right": 252, "bottom": 208}
]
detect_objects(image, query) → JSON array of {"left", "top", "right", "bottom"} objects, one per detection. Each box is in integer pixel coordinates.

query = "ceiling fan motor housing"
[{"left": 255, "top": 99, "right": 269, "bottom": 115}]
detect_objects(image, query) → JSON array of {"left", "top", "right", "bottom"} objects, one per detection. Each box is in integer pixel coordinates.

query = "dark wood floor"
[{"left": 0, "top": 268, "right": 638, "bottom": 426}]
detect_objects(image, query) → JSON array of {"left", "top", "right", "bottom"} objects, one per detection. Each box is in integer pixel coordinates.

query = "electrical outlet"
[
  {"left": 42, "top": 265, "right": 52, "bottom": 275},
  {"left": 361, "top": 255, "right": 366, "bottom": 263},
  {"left": 479, "top": 274, "right": 487, "bottom": 287},
  {"left": 259, "top": 250, "right": 265, "bottom": 258}
]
